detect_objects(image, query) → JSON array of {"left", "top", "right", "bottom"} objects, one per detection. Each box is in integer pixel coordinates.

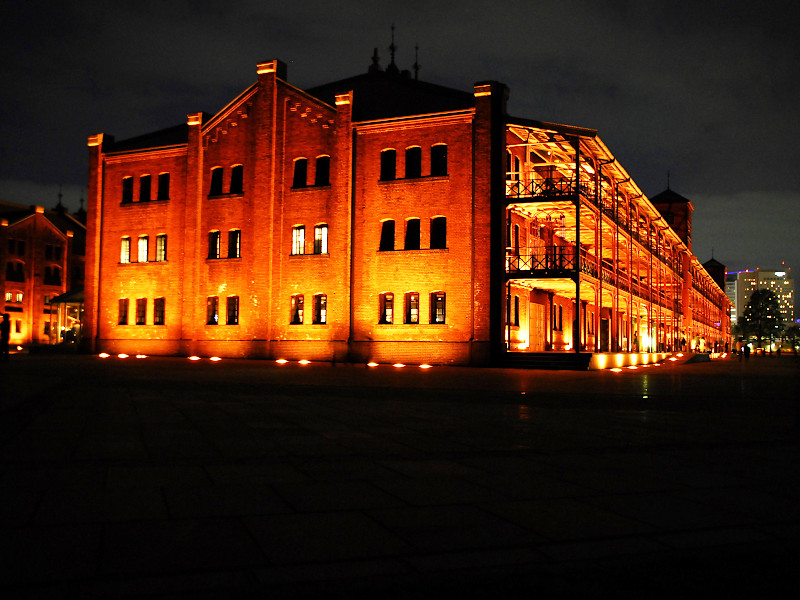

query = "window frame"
[
  {"left": 139, "top": 174, "right": 151, "bottom": 202},
  {"left": 292, "top": 158, "right": 308, "bottom": 188},
  {"left": 120, "top": 237, "right": 131, "bottom": 263},
  {"left": 404, "top": 218, "right": 421, "bottom": 250},
  {"left": 313, "top": 293, "right": 327, "bottom": 324},
  {"left": 379, "top": 292, "right": 394, "bottom": 324},
  {"left": 122, "top": 176, "right": 134, "bottom": 204},
  {"left": 157, "top": 172, "right": 170, "bottom": 201},
  {"left": 430, "top": 217, "right": 447, "bottom": 249},
  {"left": 313, "top": 224, "right": 328, "bottom": 254},
  {"left": 208, "top": 230, "right": 220, "bottom": 259},
  {"left": 209, "top": 167, "right": 224, "bottom": 196},
  {"left": 380, "top": 149, "right": 396, "bottom": 181},
  {"left": 153, "top": 297, "right": 165, "bottom": 326},
  {"left": 155, "top": 234, "right": 167, "bottom": 262},
  {"left": 137, "top": 235, "right": 149, "bottom": 263},
  {"left": 314, "top": 155, "right": 331, "bottom": 186},
  {"left": 226, "top": 296, "right": 239, "bottom": 325},
  {"left": 206, "top": 296, "right": 219, "bottom": 325},
  {"left": 229, "top": 164, "right": 244, "bottom": 194},
  {"left": 430, "top": 144, "right": 448, "bottom": 177},
  {"left": 431, "top": 292, "right": 446, "bottom": 324},
  {"left": 292, "top": 225, "right": 305, "bottom": 255},
  {"left": 405, "top": 146, "right": 422, "bottom": 179},
  {"left": 118, "top": 298, "right": 129, "bottom": 325},
  {"left": 405, "top": 292, "right": 419, "bottom": 324},
  {"left": 290, "top": 294, "right": 304, "bottom": 324},
  {"left": 228, "top": 229, "right": 241, "bottom": 259},
  {"left": 135, "top": 298, "right": 147, "bottom": 325},
  {"left": 379, "top": 220, "right": 395, "bottom": 251}
]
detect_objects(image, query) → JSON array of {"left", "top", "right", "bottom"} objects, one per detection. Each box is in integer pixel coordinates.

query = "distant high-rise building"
[{"left": 726, "top": 267, "right": 794, "bottom": 325}]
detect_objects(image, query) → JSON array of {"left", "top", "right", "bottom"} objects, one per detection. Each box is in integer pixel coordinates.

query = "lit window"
[
  {"left": 120, "top": 237, "right": 131, "bottom": 263},
  {"left": 228, "top": 229, "right": 241, "bottom": 258},
  {"left": 404, "top": 218, "right": 420, "bottom": 250},
  {"left": 315, "top": 156, "right": 330, "bottom": 186},
  {"left": 292, "top": 226, "right": 305, "bottom": 255},
  {"left": 379, "top": 220, "right": 395, "bottom": 251},
  {"left": 208, "top": 231, "right": 220, "bottom": 259},
  {"left": 229, "top": 164, "right": 244, "bottom": 194},
  {"left": 313, "top": 294, "right": 327, "bottom": 324},
  {"left": 405, "top": 292, "right": 419, "bottom": 324},
  {"left": 405, "top": 146, "right": 421, "bottom": 178},
  {"left": 137, "top": 235, "right": 149, "bottom": 262},
  {"left": 431, "top": 144, "right": 448, "bottom": 176},
  {"left": 380, "top": 293, "right": 394, "bottom": 324},
  {"left": 291, "top": 294, "right": 304, "bottom": 324},
  {"left": 118, "top": 298, "right": 129, "bottom": 325},
  {"left": 292, "top": 158, "right": 307, "bottom": 188},
  {"left": 431, "top": 292, "right": 446, "bottom": 324},
  {"left": 314, "top": 224, "right": 328, "bottom": 254},
  {"left": 157, "top": 173, "right": 170, "bottom": 200},
  {"left": 206, "top": 296, "right": 219, "bottom": 325},
  {"left": 135, "top": 298, "right": 147, "bottom": 325},
  {"left": 380, "top": 149, "right": 396, "bottom": 181},
  {"left": 209, "top": 167, "right": 224, "bottom": 196},
  {"left": 430, "top": 217, "right": 447, "bottom": 249},
  {"left": 226, "top": 296, "right": 239, "bottom": 325},
  {"left": 156, "top": 234, "right": 167, "bottom": 262},
  {"left": 139, "top": 175, "right": 151, "bottom": 202},
  {"left": 153, "top": 297, "right": 165, "bottom": 325},
  {"left": 122, "top": 176, "right": 134, "bottom": 204},
  {"left": 15, "top": 292, "right": 23, "bottom": 303},
  {"left": 4, "top": 292, "right": 10, "bottom": 302}
]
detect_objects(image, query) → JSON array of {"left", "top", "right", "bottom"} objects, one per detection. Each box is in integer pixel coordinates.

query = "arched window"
[
  {"left": 120, "top": 237, "right": 131, "bottom": 263},
  {"left": 380, "top": 149, "right": 396, "bottom": 181},
  {"left": 431, "top": 292, "right": 446, "bottom": 324},
  {"left": 314, "top": 224, "right": 328, "bottom": 254},
  {"left": 379, "top": 220, "right": 395, "bottom": 251},
  {"left": 292, "top": 226, "right": 305, "bottom": 255},
  {"left": 430, "top": 144, "right": 448, "bottom": 176},
  {"left": 405, "top": 146, "right": 421, "bottom": 178},
  {"left": 292, "top": 158, "right": 308, "bottom": 188},
  {"left": 137, "top": 235, "right": 149, "bottom": 263},
  {"left": 315, "top": 156, "right": 330, "bottom": 186},
  {"left": 404, "top": 218, "right": 420, "bottom": 250},
  {"left": 405, "top": 292, "right": 419, "bottom": 324},
  {"left": 229, "top": 164, "right": 244, "bottom": 194},
  {"left": 139, "top": 175, "right": 152, "bottom": 202},
  {"left": 379, "top": 293, "right": 394, "bottom": 324},
  {"left": 209, "top": 167, "right": 224, "bottom": 196},
  {"left": 313, "top": 294, "right": 327, "bottom": 324},
  {"left": 291, "top": 294, "right": 304, "bottom": 324},
  {"left": 228, "top": 229, "right": 241, "bottom": 258},
  {"left": 157, "top": 173, "right": 170, "bottom": 200},
  {"left": 430, "top": 217, "right": 447, "bottom": 249},
  {"left": 208, "top": 231, "right": 220, "bottom": 259},
  {"left": 121, "top": 177, "right": 134, "bottom": 204}
]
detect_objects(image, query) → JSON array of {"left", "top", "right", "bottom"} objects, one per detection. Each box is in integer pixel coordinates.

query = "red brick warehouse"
[{"left": 83, "top": 56, "right": 730, "bottom": 367}]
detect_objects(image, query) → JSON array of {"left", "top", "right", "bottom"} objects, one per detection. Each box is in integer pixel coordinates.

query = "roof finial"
[
  {"left": 387, "top": 24, "right": 399, "bottom": 74},
  {"left": 666, "top": 170, "right": 671, "bottom": 190},
  {"left": 413, "top": 43, "right": 420, "bottom": 80},
  {"left": 56, "top": 184, "right": 64, "bottom": 211},
  {"left": 369, "top": 47, "right": 382, "bottom": 73}
]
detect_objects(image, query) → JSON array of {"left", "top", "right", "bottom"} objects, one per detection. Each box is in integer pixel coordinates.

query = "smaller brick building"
[
  {"left": 84, "top": 57, "right": 730, "bottom": 366},
  {"left": 1, "top": 200, "right": 86, "bottom": 347}
]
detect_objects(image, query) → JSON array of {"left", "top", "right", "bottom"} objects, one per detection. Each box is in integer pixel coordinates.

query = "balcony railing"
[{"left": 506, "top": 176, "right": 595, "bottom": 201}]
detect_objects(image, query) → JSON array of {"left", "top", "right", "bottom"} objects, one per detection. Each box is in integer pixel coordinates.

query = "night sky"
[{"left": 2, "top": 0, "right": 797, "bottom": 273}]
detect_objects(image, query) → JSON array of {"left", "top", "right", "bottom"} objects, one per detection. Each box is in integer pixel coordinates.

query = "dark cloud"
[{"left": 1, "top": 0, "right": 797, "bottom": 272}]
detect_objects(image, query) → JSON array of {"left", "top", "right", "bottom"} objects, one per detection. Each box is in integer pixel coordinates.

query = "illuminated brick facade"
[
  {"left": 84, "top": 59, "right": 730, "bottom": 365},
  {"left": 1, "top": 201, "right": 86, "bottom": 346}
]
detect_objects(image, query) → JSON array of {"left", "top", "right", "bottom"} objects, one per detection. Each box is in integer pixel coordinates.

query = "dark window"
[
  {"left": 315, "top": 156, "right": 330, "bottom": 186},
  {"left": 380, "top": 149, "right": 396, "bottom": 181},
  {"left": 292, "top": 158, "right": 307, "bottom": 188},
  {"left": 209, "top": 167, "right": 224, "bottom": 196},
  {"left": 206, "top": 296, "right": 219, "bottom": 325},
  {"left": 46, "top": 244, "right": 53, "bottom": 259},
  {"left": 118, "top": 298, "right": 129, "bottom": 325},
  {"left": 379, "top": 220, "right": 395, "bottom": 251},
  {"left": 157, "top": 173, "right": 170, "bottom": 200},
  {"left": 208, "top": 231, "right": 220, "bottom": 259},
  {"left": 430, "top": 217, "right": 447, "bottom": 249},
  {"left": 405, "top": 147, "right": 422, "bottom": 178},
  {"left": 405, "top": 292, "right": 419, "bottom": 324},
  {"left": 431, "top": 144, "right": 448, "bottom": 176},
  {"left": 136, "top": 298, "right": 147, "bottom": 325},
  {"left": 404, "top": 218, "right": 420, "bottom": 250},
  {"left": 313, "top": 294, "right": 327, "bottom": 324},
  {"left": 6, "top": 261, "right": 24, "bottom": 282},
  {"left": 44, "top": 266, "right": 61, "bottom": 285},
  {"left": 228, "top": 230, "right": 241, "bottom": 258},
  {"left": 139, "top": 175, "right": 151, "bottom": 202},
  {"left": 54, "top": 246, "right": 62, "bottom": 261},
  {"left": 514, "top": 295, "right": 520, "bottom": 327},
  {"left": 122, "top": 177, "right": 134, "bottom": 204},
  {"left": 230, "top": 165, "right": 244, "bottom": 194},
  {"left": 379, "top": 293, "right": 394, "bottom": 324},
  {"left": 291, "top": 294, "right": 304, "bottom": 324},
  {"left": 153, "top": 297, "right": 165, "bottom": 325},
  {"left": 226, "top": 296, "right": 239, "bottom": 325},
  {"left": 431, "top": 292, "right": 446, "bottom": 324}
]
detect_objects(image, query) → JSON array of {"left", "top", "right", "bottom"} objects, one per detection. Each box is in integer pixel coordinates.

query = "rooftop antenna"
[
  {"left": 413, "top": 43, "right": 420, "bottom": 80},
  {"left": 666, "top": 170, "right": 670, "bottom": 190},
  {"left": 56, "top": 184, "right": 64, "bottom": 211},
  {"left": 387, "top": 24, "right": 399, "bottom": 74},
  {"left": 369, "top": 47, "right": 381, "bottom": 72}
]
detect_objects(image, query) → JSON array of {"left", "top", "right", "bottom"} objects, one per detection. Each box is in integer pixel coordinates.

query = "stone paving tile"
[
  {"left": 245, "top": 511, "right": 412, "bottom": 563},
  {"left": 654, "top": 526, "right": 774, "bottom": 550},
  {"left": 100, "top": 518, "right": 265, "bottom": 576},
  {"left": 537, "top": 536, "right": 669, "bottom": 562},
  {"left": 0, "top": 464, "right": 106, "bottom": 491},
  {"left": 163, "top": 483, "right": 291, "bottom": 518},
  {"left": 371, "top": 475, "right": 502, "bottom": 506},
  {"left": 404, "top": 547, "right": 546, "bottom": 573},
  {"left": 0, "top": 523, "right": 102, "bottom": 585},
  {"left": 0, "top": 488, "right": 40, "bottom": 527},
  {"left": 272, "top": 480, "right": 407, "bottom": 511},
  {"left": 367, "top": 505, "right": 539, "bottom": 552},
  {"left": 106, "top": 465, "right": 212, "bottom": 488},
  {"left": 34, "top": 486, "right": 167, "bottom": 524},
  {"left": 484, "top": 498, "right": 656, "bottom": 541},
  {"left": 671, "top": 486, "right": 800, "bottom": 524},
  {"left": 460, "top": 469, "right": 596, "bottom": 500},
  {"left": 204, "top": 462, "right": 312, "bottom": 485},
  {"left": 293, "top": 457, "right": 407, "bottom": 483},
  {"left": 252, "top": 558, "right": 410, "bottom": 588},
  {"left": 79, "top": 570, "right": 253, "bottom": 600}
]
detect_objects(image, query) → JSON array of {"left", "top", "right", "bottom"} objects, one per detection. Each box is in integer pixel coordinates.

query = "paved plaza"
[{"left": 1, "top": 352, "right": 799, "bottom": 598}]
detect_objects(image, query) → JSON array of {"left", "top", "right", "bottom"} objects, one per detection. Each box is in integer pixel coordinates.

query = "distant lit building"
[
  {"left": 1, "top": 200, "right": 86, "bottom": 347},
  {"left": 83, "top": 56, "right": 731, "bottom": 367},
  {"left": 726, "top": 267, "right": 794, "bottom": 325}
]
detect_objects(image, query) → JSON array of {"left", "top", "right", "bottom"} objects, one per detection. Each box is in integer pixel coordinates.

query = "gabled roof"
[
  {"left": 650, "top": 188, "right": 693, "bottom": 206},
  {"left": 307, "top": 69, "right": 474, "bottom": 121},
  {"left": 107, "top": 118, "right": 209, "bottom": 153}
]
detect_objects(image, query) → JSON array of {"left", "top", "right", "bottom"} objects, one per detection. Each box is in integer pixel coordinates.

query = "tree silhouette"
[{"left": 739, "top": 288, "right": 783, "bottom": 348}]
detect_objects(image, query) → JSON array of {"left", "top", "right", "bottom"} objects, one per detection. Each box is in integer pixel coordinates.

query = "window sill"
[
  {"left": 377, "top": 248, "right": 449, "bottom": 254},
  {"left": 290, "top": 184, "right": 331, "bottom": 191},
  {"left": 379, "top": 175, "right": 449, "bottom": 184},
  {"left": 207, "top": 193, "right": 244, "bottom": 200},
  {"left": 120, "top": 199, "right": 169, "bottom": 206},
  {"left": 289, "top": 253, "right": 330, "bottom": 258}
]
